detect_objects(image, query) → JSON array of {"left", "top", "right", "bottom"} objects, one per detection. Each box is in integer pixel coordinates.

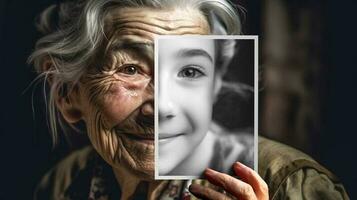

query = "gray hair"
[{"left": 28, "top": 0, "right": 242, "bottom": 145}]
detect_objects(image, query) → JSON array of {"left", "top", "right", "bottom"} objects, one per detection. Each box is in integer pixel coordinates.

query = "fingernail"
[
  {"left": 189, "top": 184, "right": 199, "bottom": 193},
  {"left": 204, "top": 168, "right": 216, "bottom": 177},
  {"left": 234, "top": 162, "right": 245, "bottom": 169},
  {"left": 233, "top": 162, "right": 250, "bottom": 175},
  {"left": 234, "top": 162, "right": 240, "bottom": 166}
]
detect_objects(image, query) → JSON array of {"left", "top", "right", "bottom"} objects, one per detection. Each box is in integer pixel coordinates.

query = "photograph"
[
  {"left": 155, "top": 36, "right": 258, "bottom": 179},
  {"left": 0, "top": 0, "right": 354, "bottom": 199}
]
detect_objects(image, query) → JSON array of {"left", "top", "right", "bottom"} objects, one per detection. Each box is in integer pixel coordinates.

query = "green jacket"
[
  {"left": 258, "top": 137, "right": 349, "bottom": 199},
  {"left": 34, "top": 136, "right": 350, "bottom": 200}
]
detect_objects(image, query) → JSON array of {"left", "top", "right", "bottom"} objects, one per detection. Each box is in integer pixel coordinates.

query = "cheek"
[
  {"left": 101, "top": 79, "right": 150, "bottom": 127},
  {"left": 180, "top": 84, "right": 214, "bottom": 132}
]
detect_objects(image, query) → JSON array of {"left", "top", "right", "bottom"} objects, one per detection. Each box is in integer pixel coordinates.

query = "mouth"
[
  {"left": 159, "top": 133, "right": 184, "bottom": 144},
  {"left": 122, "top": 132, "right": 155, "bottom": 144},
  {"left": 114, "top": 126, "right": 154, "bottom": 144}
]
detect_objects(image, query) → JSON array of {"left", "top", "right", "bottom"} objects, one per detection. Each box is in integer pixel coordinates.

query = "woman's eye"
[
  {"left": 118, "top": 65, "right": 138, "bottom": 75},
  {"left": 178, "top": 67, "right": 204, "bottom": 79}
]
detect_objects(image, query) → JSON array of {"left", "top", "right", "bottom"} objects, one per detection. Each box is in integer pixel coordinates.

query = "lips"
[
  {"left": 114, "top": 124, "right": 154, "bottom": 145},
  {"left": 115, "top": 125, "right": 154, "bottom": 137},
  {"left": 113, "top": 112, "right": 154, "bottom": 136},
  {"left": 124, "top": 132, "right": 154, "bottom": 139},
  {"left": 159, "top": 133, "right": 184, "bottom": 139}
]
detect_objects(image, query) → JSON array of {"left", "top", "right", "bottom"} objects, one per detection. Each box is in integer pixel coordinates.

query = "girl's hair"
[{"left": 28, "top": 0, "right": 242, "bottom": 145}]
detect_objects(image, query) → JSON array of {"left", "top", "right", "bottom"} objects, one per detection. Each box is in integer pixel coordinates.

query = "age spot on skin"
[{"left": 126, "top": 90, "right": 139, "bottom": 97}]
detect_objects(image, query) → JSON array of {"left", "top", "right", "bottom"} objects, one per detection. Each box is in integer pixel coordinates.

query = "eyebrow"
[
  {"left": 177, "top": 48, "right": 214, "bottom": 63},
  {"left": 109, "top": 39, "right": 154, "bottom": 61},
  {"left": 112, "top": 40, "right": 153, "bottom": 51}
]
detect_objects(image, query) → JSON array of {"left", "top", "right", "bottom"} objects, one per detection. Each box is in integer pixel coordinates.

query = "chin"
[
  {"left": 87, "top": 129, "right": 154, "bottom": 179},
  {"left": 158, "top": 158, "right": 175, "bottom": 176},
  {"left": 159, "top": 152, "right": 188, "bottom": 176},
  {"left": 129, "top": 164, "right": 155, "bottom": 180},
  {"left": 112, "top": 151, "right": 155, "bottom": 180}
]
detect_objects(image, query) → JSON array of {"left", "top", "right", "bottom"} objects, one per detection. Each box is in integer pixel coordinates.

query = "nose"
[
  {"left": 141, "top": 100, "right": 153, "bottom": 115},
  {"left": 159, "top": 77, "right": 176, "bottom": 121}
]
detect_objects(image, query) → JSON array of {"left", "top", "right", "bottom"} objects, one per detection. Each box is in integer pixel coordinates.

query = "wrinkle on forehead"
[
  {"left": 107, "top": 43, "right": 153, "bottom": 71},
  {"left": 104, "top": 7, "right": 210, "bottom": 41}
]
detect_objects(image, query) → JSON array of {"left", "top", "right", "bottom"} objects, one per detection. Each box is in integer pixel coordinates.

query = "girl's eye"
[
  {"left": 178, "top": 67, "right": 205, "bottom": 79},
  {"left": 118, "top": 65, "right": 138, "bottom": 75}
]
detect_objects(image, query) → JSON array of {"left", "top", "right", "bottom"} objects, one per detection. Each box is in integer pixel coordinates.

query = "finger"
[
  {"left": 233, "top": 162, "right": 269, "bottom": 200},
  {"left": 204, "top": 168, "right": 256, "bottom": 199},
  {"left": 189, "top": 184, "right": 232, "bottom": 200}
]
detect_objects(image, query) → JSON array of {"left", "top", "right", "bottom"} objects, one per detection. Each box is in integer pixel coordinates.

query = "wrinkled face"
[
  {"left": 78, "top": 7, "right": 210, "bottom": 179},
  {"left": 158, "top": 38, "right": 216, "bottom": 175}
]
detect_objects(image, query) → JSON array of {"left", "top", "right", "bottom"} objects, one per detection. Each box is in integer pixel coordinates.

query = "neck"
[{"left": 113, "top": 165, "right": 168, "bottom": 200}]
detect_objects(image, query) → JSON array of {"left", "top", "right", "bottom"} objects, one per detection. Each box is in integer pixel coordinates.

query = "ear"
[
  {"left": 55, "top": 87, "right": 83, "bottom": 124},
  {"left": 41, "top": 57, "right": 55, "bottom": 84},
  {"left": 40, "top": 57, "right": 83, "bottom": 124}
]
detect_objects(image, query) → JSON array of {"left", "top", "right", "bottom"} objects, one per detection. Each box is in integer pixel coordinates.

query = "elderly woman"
[{"left": 30, "top": 0, "right": 349, "bottom": 199}]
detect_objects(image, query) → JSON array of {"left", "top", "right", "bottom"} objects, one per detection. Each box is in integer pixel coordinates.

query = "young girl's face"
[{"left": 158, "top": 38, "right": 217, "bottom": 174}]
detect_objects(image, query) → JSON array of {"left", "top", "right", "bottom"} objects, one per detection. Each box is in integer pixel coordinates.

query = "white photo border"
[{"left": 154, "top": 35, "right": 259, "bottom": 180}]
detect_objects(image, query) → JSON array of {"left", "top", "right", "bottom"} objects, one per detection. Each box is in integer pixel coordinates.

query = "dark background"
[
  {"left": 214, "top": 39, "right": 255, "bottom": 130},
  {"left": 0, "top": 0, "right": 356, "bottom": 199}
]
